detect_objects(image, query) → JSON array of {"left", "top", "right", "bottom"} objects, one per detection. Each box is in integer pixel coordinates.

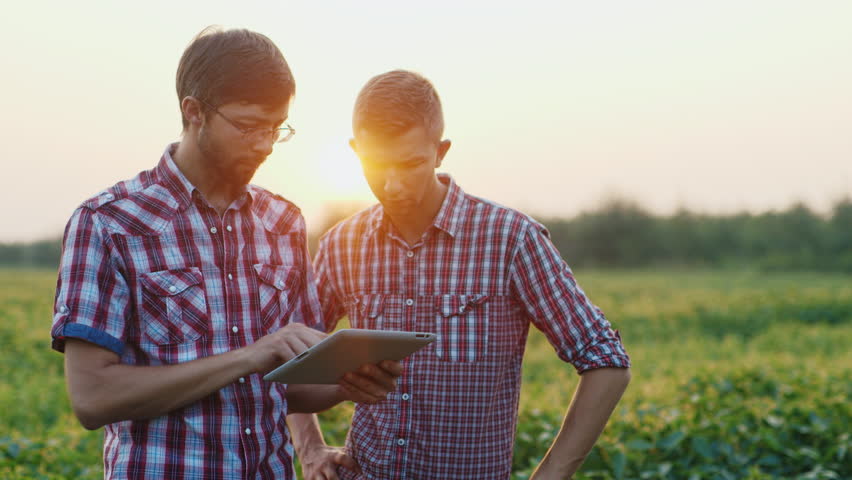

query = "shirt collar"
[
  {"left": 156, "top": 142, "right": 254, "bottom": 212},
  {"left": 430, "top": 173, "right": 467, "bottom": 237},
  {"left": 365, "top": 173, "right": 468, "bottom": 239}
]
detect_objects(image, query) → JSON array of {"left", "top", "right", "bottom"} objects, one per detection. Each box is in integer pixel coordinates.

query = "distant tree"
[{"left": 0, "top": 237, "right": 62, "bottom": 268}]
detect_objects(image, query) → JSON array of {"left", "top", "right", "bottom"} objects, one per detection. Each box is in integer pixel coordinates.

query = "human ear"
[
  {"left": 181, "top": 96, "right": 205, "bottom": 128},
  {"left": 435, "top": 139, "right": 452, "bottom": 168}
]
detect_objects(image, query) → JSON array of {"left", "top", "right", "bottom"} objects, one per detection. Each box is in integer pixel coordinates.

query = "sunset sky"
[{"left": 1, "top": 1, "right": 850, "bottom": 242}]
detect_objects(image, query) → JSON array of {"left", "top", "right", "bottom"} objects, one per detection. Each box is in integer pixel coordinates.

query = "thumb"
[{"left": 334, "top": 451, "right": 361, "bottom": 472}]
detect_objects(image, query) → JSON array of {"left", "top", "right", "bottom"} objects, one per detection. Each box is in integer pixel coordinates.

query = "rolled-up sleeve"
[
  {"left": 508, "top": 224, "right": 630, "bottom": 373},
  {"left": 51, "top": 206, "right": 130, "bottom": 356}
]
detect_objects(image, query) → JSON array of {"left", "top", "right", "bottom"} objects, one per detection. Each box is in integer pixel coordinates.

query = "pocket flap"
[
  {"left": 253, "top": 264, "right": 302, "bottom": 291},
  {"left": 438, "top": 294, "right": 489, "bottom": 317},
  {"left": 140, "top": 268, "right": 203, "bottom": 297}
]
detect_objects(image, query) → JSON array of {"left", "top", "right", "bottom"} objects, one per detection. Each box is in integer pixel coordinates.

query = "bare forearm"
[
  {"left": 65, "top": 323, "right": 328, "bottom": 430},
  {"left": 66, "top": 339, "right": 254, "bottom": 429},
  {"left": 286, "top": 384, "right": 346, "bottom": 413},
  {"left": 288, "top": 413, "right": 327, "bottom": 457},
  {"left": 533, "top": 367, "right": 631, "bottom": 478}
]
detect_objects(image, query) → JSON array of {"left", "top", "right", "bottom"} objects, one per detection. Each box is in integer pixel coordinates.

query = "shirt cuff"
[{"left": 52, "top": 323, "right": 124, "bottom": 356}]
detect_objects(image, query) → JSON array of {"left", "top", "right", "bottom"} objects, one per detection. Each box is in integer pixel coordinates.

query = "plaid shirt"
[
  {"left": 315, "top": 174, "right": 630, "bottom": 480},
  {"left": 51, "top": 144, "right": 322, "bottom": 480}
]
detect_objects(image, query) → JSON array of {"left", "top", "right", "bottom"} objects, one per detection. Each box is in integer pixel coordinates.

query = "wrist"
[{"left": 229, "top": 345, "right": 259, "bottom": 378}]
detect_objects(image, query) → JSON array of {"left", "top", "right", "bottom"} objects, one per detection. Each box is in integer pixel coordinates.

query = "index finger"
[{"left": 378, "top": 360, "right": 403, "bottom": 376}]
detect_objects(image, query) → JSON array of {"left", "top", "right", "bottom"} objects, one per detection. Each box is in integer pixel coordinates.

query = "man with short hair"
[
  {"left": 51, "top": 27, "right": 400, "bottom": 480},
  {"left": 290, "top": 70, "right": 631, "bottom": 479}
]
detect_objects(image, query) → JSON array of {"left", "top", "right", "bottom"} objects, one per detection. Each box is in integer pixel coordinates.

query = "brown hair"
[
  {"left": 176, "top": 26, "right": 295, "bottom": 129},
  {"left": 353, "top": 70, "right": 444, "bottom": 139}
]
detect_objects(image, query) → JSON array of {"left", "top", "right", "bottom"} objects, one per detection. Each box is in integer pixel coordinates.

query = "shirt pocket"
[
  {"left": 138, "top": 267, "right": 209, "bottom": 345},
  {"left": 345, "top": 294, "right": 386, "bottom": 330},
  {"left": 350, "top": 401, "right": 399, "bottom": 467},
  {"left": 434, "top": 294, "right": 489, "bottom": 362},
  {"left": 253, "top": 263, "right": 303, "bottom": 331}
]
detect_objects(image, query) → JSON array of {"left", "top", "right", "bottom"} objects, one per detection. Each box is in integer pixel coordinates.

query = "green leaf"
[
  {"left": 627, "top": 438, "right": 654, "bottom": 451},
  {"left": 658, "top": 431, "right": 686, "bottom": 451},
  {"left": 692, "top": 436, "right": 716, "bottom": 459},
  {"left": 611, "top": 449, "right": 626, "bottom": 480}
]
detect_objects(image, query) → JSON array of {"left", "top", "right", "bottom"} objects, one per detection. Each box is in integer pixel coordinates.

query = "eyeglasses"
[{"left": 200, "top": 100, "right": 295, "bottom": 143}]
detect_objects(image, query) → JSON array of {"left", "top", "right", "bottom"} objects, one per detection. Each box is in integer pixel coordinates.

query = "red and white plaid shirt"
[
  {"left": 315, "top": 174, "right": 630, "bottom": 479},
  {"left": 51, "top": 144, "right": 322, "bottom": 480}
]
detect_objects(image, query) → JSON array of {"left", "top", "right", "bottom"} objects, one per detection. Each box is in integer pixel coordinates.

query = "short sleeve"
[
  {"left": 51, "top": 207, "right": 130, "bottom": 355},
  {"left": 508, "top": 224, "right": 630, "bottom": 373},
  {"left": 276, "top": 214, "right": 324, "bottom": 332},
  {"left": 314, "top": 234, "right": 345, "bottom": 333}
]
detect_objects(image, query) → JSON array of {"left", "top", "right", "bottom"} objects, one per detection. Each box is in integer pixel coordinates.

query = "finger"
[
  {"left": 378, "top": 360, "right": 404, "bottom": 376},
  {"left": 334, "top": 451, "right": 359, "bottom": 471},
  {"left": 354, "top": 364, "right": 397, "bottom": 391},
  {"left": 346, "top": 369, "right": 397, "bottom": 397},
  {"left": 339, "top": 378, "right": 384, "bottom": 404},
  {"left": 320, "top": 464, "right": 338, "bottom": 480}
]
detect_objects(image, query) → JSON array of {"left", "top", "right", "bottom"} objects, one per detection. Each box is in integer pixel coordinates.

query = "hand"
[
  {"left": 247, "top": 323, "right": 327, "bottom": 374},
  {"left": 300, "top": 444, "right": 359, "bottom": 480},
  {"left": 338, "top": 360, "right": 403, "bottom": 404}
]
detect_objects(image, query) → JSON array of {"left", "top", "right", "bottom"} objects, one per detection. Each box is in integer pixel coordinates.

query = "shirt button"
[
  {"left": 104, "top": 193, "right": 114, "bottom": 200},
  {"left": 232, "top": 326, "right": 239, "bottom": 333},
  {"left": 59, "top": 305, "right": 68, "bottom": 314},
  {"left": 227, "top": 273, "right": 233, "bottom": 280},
  {"left": 244, "top": 428, "right": 251, "bottom": 435},
  {"left": 405, "top": 299, "right": 414, "bottom": 306},
  {"left": 458, "top": 306, "right": 465, "bottom": 313},
  {"left": 406, "top": 250, "right": 414, "bottom": 258},
  {"left": 239, "top": 377, "right": 245, "bottom": 383},
  {"left": 168, "top": 285, "right": 177, "bottom": 293},
  {"left": 210, "top": 226, "right": 218, "bottom": 234},
  {"left": 402, "top": 393, "right": 410, "bottom": 401},
  {"left": 226, "top": 225, "right": 233, "bottom": 232},
  {"left": 397, "top": 439, "right": 406, "bottom": 446},
  {"left": 277, "top": 281, "right": 284, "bottom": 288}
]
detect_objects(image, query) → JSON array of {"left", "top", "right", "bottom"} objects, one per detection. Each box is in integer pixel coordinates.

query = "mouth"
[
  {"left": 236, "top": 158, "right": 264, "bottom": 171},
  {"left": 383, "top": 198, "right": 413, "bottom": 210}
]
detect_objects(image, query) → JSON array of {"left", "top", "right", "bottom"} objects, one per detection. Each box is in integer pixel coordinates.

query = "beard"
[{"left": 197, "top": 126, "right": 265, "bottom": 188}]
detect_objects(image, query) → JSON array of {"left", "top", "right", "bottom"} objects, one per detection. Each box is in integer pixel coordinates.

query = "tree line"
[{"left": 3, "top": 198, "right": 850, "bottom": 272}]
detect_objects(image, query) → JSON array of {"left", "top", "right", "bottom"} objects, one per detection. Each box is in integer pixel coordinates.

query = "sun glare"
[{"left": 314, "top": 138, "right": 371, "bottom": 201}]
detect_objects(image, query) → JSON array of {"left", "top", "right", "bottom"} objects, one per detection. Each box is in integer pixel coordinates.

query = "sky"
[{"left": 1, "top": 1, "right": 850, "bottom": 242}]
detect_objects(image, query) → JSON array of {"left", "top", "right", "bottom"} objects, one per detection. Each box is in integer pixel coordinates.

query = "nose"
[
  {"left": 383, "top": 168, "right": 404, "bottom": 197},
  {"left": 250, "top": 133, "right": 275, "bottom": 157}
]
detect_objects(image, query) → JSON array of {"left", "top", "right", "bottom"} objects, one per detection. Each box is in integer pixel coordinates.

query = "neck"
[
  {"left": 172, "top": 137, "right": 241, "bottom": 215},
  {"left": 387, "top": 177, "right": 448, "bottom": 245}
]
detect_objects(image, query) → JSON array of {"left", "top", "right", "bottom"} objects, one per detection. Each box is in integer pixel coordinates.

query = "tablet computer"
[{"left": 263, "top": 329, "right": 437, "bottom": 384}]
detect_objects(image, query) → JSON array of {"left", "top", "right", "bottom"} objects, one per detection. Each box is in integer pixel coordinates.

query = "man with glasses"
[
  {"left": 289, "top": 70, "right": 631, "bottom": 479},
  {"left": 51, "top": 27, "right": 400, "bottom": 480}
]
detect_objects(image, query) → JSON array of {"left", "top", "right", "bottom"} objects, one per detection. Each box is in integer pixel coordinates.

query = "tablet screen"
[{"left": 263, "top": 329, "right": 436, "bottom": 384}]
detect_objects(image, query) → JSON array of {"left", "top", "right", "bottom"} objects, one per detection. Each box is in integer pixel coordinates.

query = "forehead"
[
  {"left": 218, "top": 100, "right": 289, "bottom": 123},
  {"left": 354, "top": 126, "right": 436, "bottom": 161}
]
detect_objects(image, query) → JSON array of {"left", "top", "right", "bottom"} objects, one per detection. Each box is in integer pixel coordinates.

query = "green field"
[{"left": 1, "top": 269, "right": 850, "bottom": 479}]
